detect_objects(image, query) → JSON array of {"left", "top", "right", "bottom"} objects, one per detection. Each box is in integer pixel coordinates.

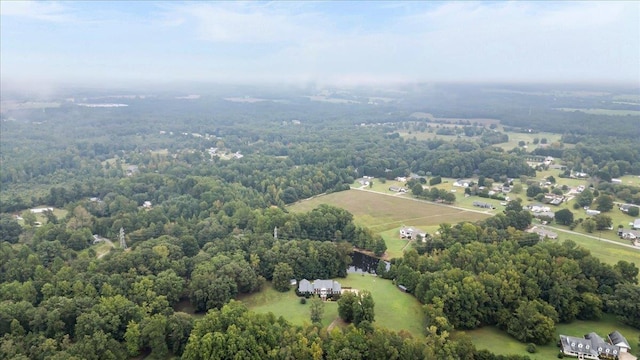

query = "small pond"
[{"left": 348, "top": 251, "right": 390, "bottom": 274}]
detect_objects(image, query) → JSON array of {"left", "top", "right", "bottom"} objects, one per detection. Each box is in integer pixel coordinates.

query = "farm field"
[
  {"left": 239, "top": 275, "right": 426, "bottom": 337},
  {"left": 464, "top": 314, "right": 640, "bottom": 359},
  {"left": 291, "top": 186, "right": 640, "bottom": 265},
  {"left": 289, "top": 189, "right": 490, "bottom": 233}
]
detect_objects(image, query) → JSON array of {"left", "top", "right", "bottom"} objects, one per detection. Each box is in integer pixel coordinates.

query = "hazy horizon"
[{"left": 1, "top": 1, "right": 639, "bottom": 89}]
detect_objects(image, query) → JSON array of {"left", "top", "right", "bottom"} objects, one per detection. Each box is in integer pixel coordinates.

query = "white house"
[{"left": 400, "top": 226, "right": 427, "bottom": 240}]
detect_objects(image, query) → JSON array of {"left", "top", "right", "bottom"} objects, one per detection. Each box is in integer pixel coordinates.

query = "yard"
[
  {"left": 463, "top": 314, "right": 640, "bottom": 359},
  {"left": 239, "top": 283, "right": 338, "bottom": 327},
  {"left": 240, "top": 275, "right": 426, "bottom": 338}
]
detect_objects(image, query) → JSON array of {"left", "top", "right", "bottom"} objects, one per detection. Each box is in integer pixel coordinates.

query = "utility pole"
[{"left": 119, "top": 227, "right": 127, "bottom": 249}]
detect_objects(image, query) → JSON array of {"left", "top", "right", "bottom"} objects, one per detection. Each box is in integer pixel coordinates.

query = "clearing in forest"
[{"left": 289, "top": 189, "right": 490, "bottom": 233}]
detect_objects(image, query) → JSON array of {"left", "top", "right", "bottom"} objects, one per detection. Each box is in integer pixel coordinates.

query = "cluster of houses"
[
  {"left": 526, "top": 204, "right": 555, "bottom": 220},
  {"left": 559, "top": 331, "right": 634, "bottom": 360}
]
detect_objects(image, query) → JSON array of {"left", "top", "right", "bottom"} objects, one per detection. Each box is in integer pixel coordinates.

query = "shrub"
[
  {"left": 526, "top": 343, "right": 537, "bottom": 353},
  {"left": 300, "top": 298, "right": 306, "bottom": 305}
]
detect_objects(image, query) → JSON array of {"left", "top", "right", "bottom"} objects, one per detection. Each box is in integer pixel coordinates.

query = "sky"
[{"left": 1, "top": 1, "right": 639, "bottom": 87}]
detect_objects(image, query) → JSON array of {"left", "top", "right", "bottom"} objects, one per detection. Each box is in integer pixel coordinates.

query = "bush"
[
  {"left": 526, "top": 343, "right": 537, "bottom": 353},
  {"left": 300, "top": 298, "right": 307, "bottom": 305},
  {"left": 628, "top": 206, "right": 639, "bottom": 217},
  {"left": 557, "top": 352, "right": 564, "bottom": 358}
]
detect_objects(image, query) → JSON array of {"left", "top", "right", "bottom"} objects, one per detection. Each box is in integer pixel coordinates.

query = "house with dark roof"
[
  {"left": 559, "top": 331, "right": 632, "bottom": 359},
  {"left": 473, "top": 201, "right": 494, "bottom": 209},
  {"left": 608, "top": 331, "right": 631, "bottom": 353},
  {"left": 297, "top": 279, "right": 342, "bottom": 299}
]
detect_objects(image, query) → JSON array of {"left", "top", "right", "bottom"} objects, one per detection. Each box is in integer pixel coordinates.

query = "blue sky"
[{"left": 1, "top": 1, "right": 639, "bottom": 86}]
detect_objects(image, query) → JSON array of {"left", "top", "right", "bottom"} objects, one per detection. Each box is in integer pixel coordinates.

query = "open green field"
[
  {"left": 239, "top": 275, "right": 426, "bottom": 337},
  {"left": 555, "top": 108, "right": 640, "bottom": 116},
  {"left": 495, "top": 129, "right": 563, "bottom": 151},
  {"left": 398, "top": 119, "right": 563, "bottom": 152},
  {"left": 544, "top": 232, "right": 639, "bottom": 266},
  {"left": 464, "top": 314, "right": 640, "bottom": 359},
  {"left": 290, "top": 186, "right": 640, "bottom": 265},
  {"left": 289, "top": 189, "right": 490, "bottom": 233},
  {"left": 239, "top": 283, "right": 339, "bottom": 327}
]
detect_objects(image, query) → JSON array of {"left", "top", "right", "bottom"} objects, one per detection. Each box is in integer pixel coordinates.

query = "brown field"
[{"left": 289, "top": 189, "right": 489, "bottom": 232}]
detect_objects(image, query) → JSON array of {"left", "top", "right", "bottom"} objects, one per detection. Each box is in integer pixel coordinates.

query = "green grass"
[
  {"left": 464, "top": 314, "right": 640, "bottom": 359},
  {"left": 338, "top": 274, "right": 425, "bottom": 337},
  {"left": 545, "top": 232, "right": 640, "bottom": 266},
  {"left": 240, "top": 276, "right": 426, "bottom": 337},
  {"left": 379, "top": 228, "right": 411, "bottom": 259},
  {"left": 239, "top": 283, "right": 339, "bottom": 327},
  {"left": 289, "top": 189, "right": 490, "bottom": 233}
]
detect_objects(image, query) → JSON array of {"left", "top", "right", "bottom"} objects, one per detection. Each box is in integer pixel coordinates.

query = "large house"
[
  {"left": 298, "top": 279, "right": 342, "bottom": 299},
  {"left": 559, "top": 331, "right": 633, "bottom": 359},
  {"left": 399, "top": 226, "right": 427, "bottom": 240},
  {"left": 633, "top": 219, "right": 640, "bottom": 230}
]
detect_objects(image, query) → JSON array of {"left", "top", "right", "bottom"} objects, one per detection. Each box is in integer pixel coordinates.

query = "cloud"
[
  {"left": 1, "top": 1, "right": 638, "bottom": 85},
  {"left": 164, "top": 2, "right": 329, "bottom": 44},
  {"left": 0, "top": 1, "right": 75, "bottom": 22}
]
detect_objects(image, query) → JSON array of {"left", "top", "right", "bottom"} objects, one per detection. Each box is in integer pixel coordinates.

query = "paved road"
[{"left": 350, "top": 187, "right": 640, "bottom": 252}]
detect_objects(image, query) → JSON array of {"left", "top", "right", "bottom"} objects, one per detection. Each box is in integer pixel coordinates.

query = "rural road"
[
  {"left": 93, "top": 236, "right": 116, "bottom": 258},
  {"left": 350, "top": 187, "right": 640, "bottom": 252},
  {"left": 543, "top": 226, "right": 640, "bottom": 250}
]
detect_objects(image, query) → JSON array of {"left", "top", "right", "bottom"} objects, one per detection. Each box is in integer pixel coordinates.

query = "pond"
[{"left": 348, "top": 251, "right": 389, "bottom": 274}]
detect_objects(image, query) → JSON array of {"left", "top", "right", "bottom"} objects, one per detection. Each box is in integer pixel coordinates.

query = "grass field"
[
  {"left": 289, "top": 189, "right": 490, "bottom": 233},
  {"left": 241, "top": 275, "right": 425, "bottom": 337},
  {"left": 290, "top": 188, "right": 640, "bottom": 265},
  {"left": 239, "top": 283, "right": 339, "bottom": 327},
  {"left": 464, "top": 314, "right": 640, "bottom": 359}
]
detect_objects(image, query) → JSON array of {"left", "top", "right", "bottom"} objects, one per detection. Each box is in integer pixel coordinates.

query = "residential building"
[
  {"left": 297, "top": 279, "right": 342, "bottom": 299},
  {"left": 399, "top": 226, "right": 427, "bottom": 240},
  {"left": 473, "top": 201, "right": 494, "bottom": 209},
  {"left": 559, "top": 331, "right": 630, "bottom": 359},
  {"left": 528, "top": 226, "right": 558, "bottom": 240},
  {"left": 633, "top": 219, "right": 640, "bottom": 230}
]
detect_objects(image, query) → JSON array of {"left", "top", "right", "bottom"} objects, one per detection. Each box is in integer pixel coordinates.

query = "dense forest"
[{"left": 1, "top": 83, "right": 639, "bottom": 359}]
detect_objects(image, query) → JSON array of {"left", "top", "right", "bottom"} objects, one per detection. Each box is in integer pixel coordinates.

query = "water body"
[{"left": 348, "top": 251, "right": 389, "bottom": 274}]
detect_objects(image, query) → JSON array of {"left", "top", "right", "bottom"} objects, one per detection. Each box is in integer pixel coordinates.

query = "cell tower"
[
  {"left": 119, "top": 227, "right": 127, "bottom": 249},
  {"left": 273, "top": 226, "right": 278, "bottom": 240}
]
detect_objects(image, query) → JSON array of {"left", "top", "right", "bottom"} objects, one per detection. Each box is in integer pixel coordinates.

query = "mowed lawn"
[
  {"left": 239, "top": 283, "right": 338, "bottom": 327},
  {"left": 289, "top": 189, "right": 489, "bottom": 233},
  {"left": 241, "top": 275, "right": 426, "bottom": 338},
  {"left": 463, "top": 315, "right": 640, "bottom": 359}
]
